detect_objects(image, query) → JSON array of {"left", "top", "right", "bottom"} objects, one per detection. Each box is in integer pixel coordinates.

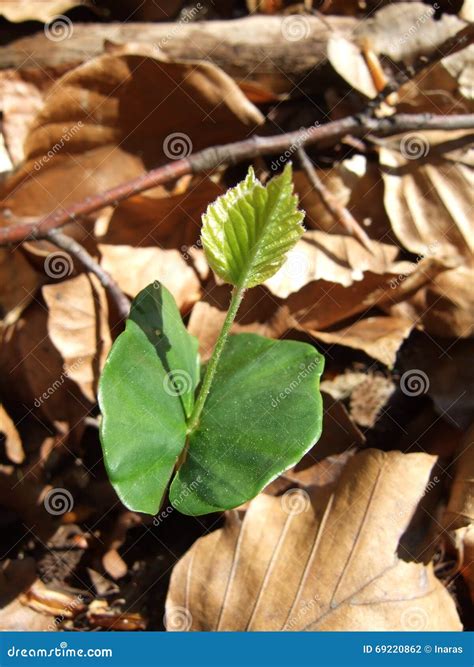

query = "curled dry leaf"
[
  {"left": 43, "top": 273, "right": 111, "bottom": 403},
  {"left": 264, "top": 231, "right": 400, "bottom": 298},
  {"left": 166, "top": 449, "right": 461, "bottom": 631},
  {"left": 444, "top": 423, "right": 474, "bottom": 600},
  {"left": 392, "top": 267, "right": 474, "bottom": 339},
  {"left": 328, "top": 3, "right": 467, "bottom": 100},
  {"left": 0, "top": 50, "right": 263, "bottom": 221},
  {"left": 380, "top": 130, "right": 473, "bottom": 262},
  {"left": 311, "top": 315, "right": 414, "bottom": 367},
  {"left": 0, "top": 404, "right": 24, "bottom": 464}
]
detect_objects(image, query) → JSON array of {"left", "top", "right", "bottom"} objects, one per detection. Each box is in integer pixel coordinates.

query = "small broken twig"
[
  {"left": 46, "top": 229, "right": 130, "bottom": 319},
  {"left": 297, "top": 147, "right": 373, "bottom": 252}
]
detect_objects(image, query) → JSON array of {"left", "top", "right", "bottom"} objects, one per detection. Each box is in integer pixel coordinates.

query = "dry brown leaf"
[
  {"left": 283, "top": 255, "right": 446, "bottom": 333},
  {"left": 354, "top": 3, "right": 465, "bottom": 63},
  {"left": 98, "top": 177, "right": 223, "bottom": 250},
  {"left": 0, "top": 0, "right": 85, "bottom": 22},
  {"left": 0, "top": 247, "right": 40, "bottom": 326},
  {"left": 389, "top": 266, "right": 474, "bottom": 338},
  {"left": 311, "top": 315, "right": 414, "bottom": 367},
  {"left": 42, "top": 273, "right": 111, "bottom": 403},
  {"left": 295, "top": 159, "right": 393, "bottom": 242},
  {"left": 0, "top": 67, "right": 69, "bottom": 167},
  {"left": 0, "top": 404, "right": 24, "bottom": 464},
  {"left": 166, "top": 449, "right": 461, "bottom": 631},
  {"left": 444, "top": 423, "right": 474, "bottom": 600},
  {"left": 380, "top": 130, "right": 473, "bottom": 262},
  {"left": 264, "top": 231, "right": 400, "bottom": 299},
  {"left": 0, "top": 51, "right": 263, "bottom": 221},
  {"left": 328, "top": 3, "right": 467, "bottom": 100},
  {"left": 99, "top": 245, "right": 201, "bottom": 312}
]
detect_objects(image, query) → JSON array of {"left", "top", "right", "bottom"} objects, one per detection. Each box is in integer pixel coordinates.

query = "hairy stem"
[{"left": 186, "top": 286, "right": 245, "bottom": 435}]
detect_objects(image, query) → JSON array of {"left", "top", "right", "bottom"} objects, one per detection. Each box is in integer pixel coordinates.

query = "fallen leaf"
[
  {"left": 99, "top": 245, "right": 201, "bottom": 312},
  {"left": 311, "top": 315, "right": 414, "bottom": 367},
  {"left": 0, "top": 50, "right": 263, "bottom": 221},
  {"left": 43, "top": 273, "right": 111, "bottom": 403},
  {"left": 97, "top": 177, "right": 223, "bottom": 250},
  {"left": 294, "top": 159, "right": 393, "bottom": 242},
  {"left": 328, "top": 3, "right": 468, "bottom": 101},
  {"left": 0, "top": 67, "right": 69, "bottom": 167},
  {"left": 380, "top": 130, "right": 473, "bottom": 262},
  {"left": 264, "top": 231, "right": 400, "bottom": 298},
  {"left": 0, "top": 404, "right": 24, "bottom": 464},
  {"left": 166, "top": 449, "right": 461, "bottom": 630}
]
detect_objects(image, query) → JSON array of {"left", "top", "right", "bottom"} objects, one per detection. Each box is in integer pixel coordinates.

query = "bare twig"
[
  {"left": 46, "top": 229, "right": 130, "bottom": 319},
  {"left": 1, "top": 113, "right": 473, "bottom": 245},
  {"left": 296, "top": 147, "right": 373, "bottom": 253}
]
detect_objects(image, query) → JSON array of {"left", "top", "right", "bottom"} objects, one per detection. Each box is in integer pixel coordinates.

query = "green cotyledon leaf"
[
  {"left": 98, "top": 282, "right": 199, "bottom": 515},
  {"left": 201, "top": 164, "right": 304, "bottom": 288},
  {"left": 169, "top": 333, "right": 324, "bottom": 515}
]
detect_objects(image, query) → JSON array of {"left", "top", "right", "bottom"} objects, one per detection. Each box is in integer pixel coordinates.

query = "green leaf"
[
  {"left": 169, "top": 333, "right": 324, "bottom": 515},
  {"left": 98, "top": 282, "right": 199, "bottom": 514},
  {"left": 201, "top": 164, "right": 304, "bottom": 288}
]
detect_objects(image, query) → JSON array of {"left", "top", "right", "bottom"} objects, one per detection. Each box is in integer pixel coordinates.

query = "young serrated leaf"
[{"left": 201, "top": 164, "right": 304, "bottom": 288}]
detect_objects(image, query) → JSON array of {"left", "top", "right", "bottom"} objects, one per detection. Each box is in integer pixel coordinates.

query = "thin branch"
[
  {"left": 46, "top": 229, "right": 130, "bottom": 319},
  {"left": 1, "top": 113, "right": 473, "bottom": 245},
  {"left": 297, "top": 147, "right": 373, "bottom": 253}
]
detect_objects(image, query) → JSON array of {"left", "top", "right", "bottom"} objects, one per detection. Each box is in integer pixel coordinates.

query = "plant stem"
[{"left": 186, "top": 285, "right": 245, "bottom": 435}]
